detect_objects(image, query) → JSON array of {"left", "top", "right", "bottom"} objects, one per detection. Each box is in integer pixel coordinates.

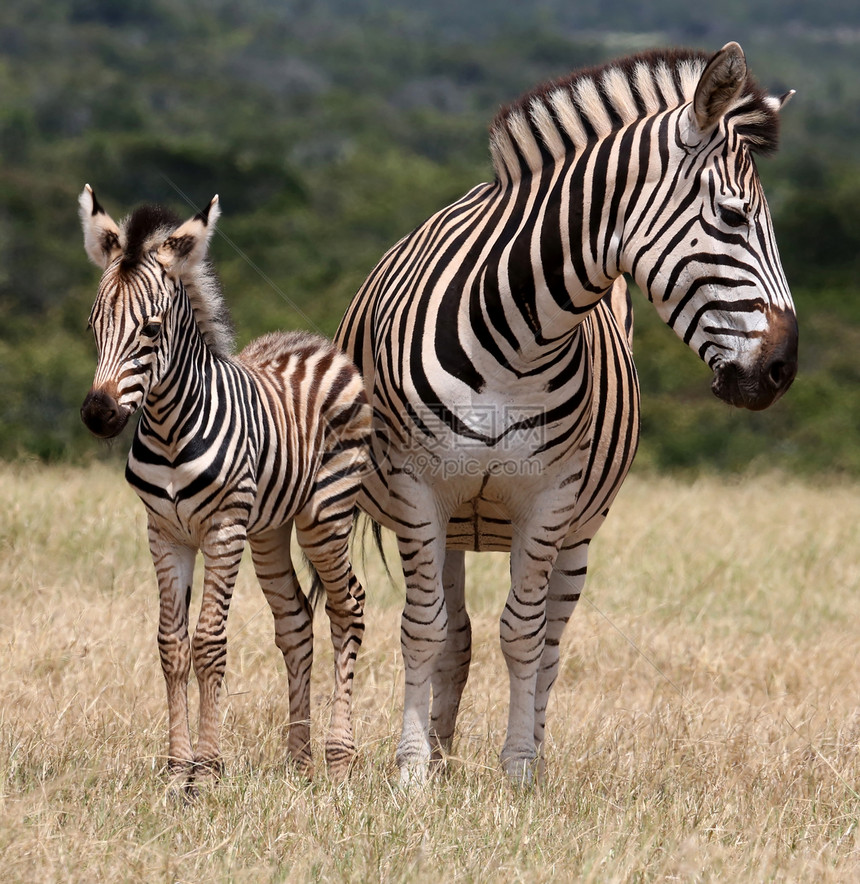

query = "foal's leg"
[
  {"left": 148, "top": 523, "right": 196, "bottom": 779},
  {"left": 248, "top": 523, "right": 315, "bottom": 775},
  {"left": 430, "top": 549, "right": 471, "bottom": 763},
  {"left": 193, "top": 525, "right": 246, "bottom": 777},
  {"left": 295, "top": 499, "right": 365, "bottom": 780}
]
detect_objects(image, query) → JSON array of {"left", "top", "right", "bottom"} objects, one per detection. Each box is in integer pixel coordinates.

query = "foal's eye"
[
  {"left": 141, "top": 321, "right": 162, "bottom": 338},
  {"left": 719, "top": 205, "right": 749, "bottom": 229}
]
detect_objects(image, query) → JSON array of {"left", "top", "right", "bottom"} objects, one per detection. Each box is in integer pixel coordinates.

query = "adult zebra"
[
  {"left": 79, "top": 188, "right": 371, "bottom": 784},
  {"left": 335, "top": 43, "right": 798, "bottom": 784}
]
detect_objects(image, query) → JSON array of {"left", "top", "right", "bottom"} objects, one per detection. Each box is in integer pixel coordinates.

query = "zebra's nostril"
[
  {"left": 766, "top": 358, "right": 797, "bottom": 390},
  {"left": 768, "top": 361, "right": 786, "bottom": 386}
]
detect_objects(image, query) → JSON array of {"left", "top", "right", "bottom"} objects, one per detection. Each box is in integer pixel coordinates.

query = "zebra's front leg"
[
  {"left": 295, "top": 514, "right": 365, "bottom": 780},
  {"left": 193, "top": 526, "right": 245, "bottom": 779},
  {"left": 533, "top": 537, "right": 590, "bottom": 777},
  {"left": 500, "top": 527, "right": 565, "bottom": 785},
  {"left": 430, "top": 548, "right": 471, "bottom": 764},
  {"left": 248, "top": 524, "right": 314, "bottom": 777},
  {"left": 149, "top": 528, "right": 197, "bottom": 780}
]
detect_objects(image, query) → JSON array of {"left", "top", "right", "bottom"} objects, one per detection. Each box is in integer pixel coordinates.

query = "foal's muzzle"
[{"left": 81, "top": 389, "right": 130, "bottom": 438}]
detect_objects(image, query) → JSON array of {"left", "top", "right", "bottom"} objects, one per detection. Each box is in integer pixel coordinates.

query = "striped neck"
[{"left": 142, "top": 288, "right": 217, "bottom": 433}]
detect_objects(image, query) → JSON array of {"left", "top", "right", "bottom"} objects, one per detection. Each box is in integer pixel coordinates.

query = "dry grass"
[{"left": 1, "top": 462, "right": 858, "bottom": 881}]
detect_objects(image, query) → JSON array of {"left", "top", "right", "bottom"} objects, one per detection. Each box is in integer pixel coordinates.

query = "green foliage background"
[{"left": 1, "top": 0, "right": 858, "bottom": 472}]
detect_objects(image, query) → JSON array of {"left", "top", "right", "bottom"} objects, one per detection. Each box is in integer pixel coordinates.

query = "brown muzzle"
[
  {"left": 81, "top": 388, "right": 130, "bottom": 438},
  {"left": 711, "top": 307, "right": 798, "bottom": 411}
]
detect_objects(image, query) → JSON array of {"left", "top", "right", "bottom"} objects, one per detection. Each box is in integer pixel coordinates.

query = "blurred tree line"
[{"left": 1, "top": 0, "right": 859, "bottom": 472}]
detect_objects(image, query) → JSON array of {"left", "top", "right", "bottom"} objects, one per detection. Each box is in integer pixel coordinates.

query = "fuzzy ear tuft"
[
  {"left": 197, "top": 194, "right": 221, "bottom": 227},
  {"left": 79, "top": 184, "right": 122, "bottom": 268},
  {"left": 776, "top": 89, "right": 795, "bottom": 111},
  {"left": 156, "top": 196, "right": 220, "bottom": 278},
  {"left": 693, "top": 42, "right": 747, "bottom": 133}
]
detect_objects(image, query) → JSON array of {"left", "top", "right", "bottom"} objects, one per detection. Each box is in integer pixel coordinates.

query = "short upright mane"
[
  {"left": 489, "top": 48, "right": 780, "bottom": 183},
  {"left": 119, "top": 204, "right": 235, "bottom": 358}
]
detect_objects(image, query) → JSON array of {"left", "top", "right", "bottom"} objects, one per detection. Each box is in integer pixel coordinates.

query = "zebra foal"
[
  {"left": 79, "top": 187, "right": 370, "bottom": 783},
  {"left": 336, "top": 43, "right": 798, "bottom": 785}
]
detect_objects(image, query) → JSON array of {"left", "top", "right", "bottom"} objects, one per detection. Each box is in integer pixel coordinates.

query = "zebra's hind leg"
[
  {"left": 295, "top": 508, "right": 365, "bottom": 781},
  {"left": 192, "top": 526, "right": 246, "bottom": 781},
  {"left": 430, "top": 549, "right": 471, "bottom": 767},
  {"left": 533, "top": 537, "right": 590, "bottom": 779},
  {"left": 249, "top": 523, "right": 314, "bottom": 777},
  {"left": 148, "top": 527, "right": 196, "bottom": 784}
]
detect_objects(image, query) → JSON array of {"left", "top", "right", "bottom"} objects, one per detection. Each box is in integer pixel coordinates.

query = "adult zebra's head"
[
  {"left": 623, "top": 42, "right": 798, "bottom": 411},
  {"left": 79, "top": 186, "right": 229, "bottom": 438}
]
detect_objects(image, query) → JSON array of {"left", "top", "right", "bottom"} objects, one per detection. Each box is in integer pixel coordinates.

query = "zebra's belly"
[
  {"left": 446, "top": 495, "right": 514, "bottom": 551},
  {"left": 356, "top": 465, "right": 516, "bottom": 550},
  {"left": 357, "top": 443, "right": 594, "bottom": 553}
]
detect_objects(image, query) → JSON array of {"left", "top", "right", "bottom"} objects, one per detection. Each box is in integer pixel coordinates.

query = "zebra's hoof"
[
  {"left": 191, "top": 757, "right": 224, "bottom": 782},
  {"left": 325, "top": 741, "right": 356, "bottom": 782},
  {"left": 397, "top": 761, "right": 430, "bottom": 790},
  {"left": 165, "top": 758, "right": 193, "bottom": 784},
  {"left": 501, "top": 754, "right": 540, "bottom": 788},
  {"left": 288, "top": 753, "right": 314, "bottom": 782}
]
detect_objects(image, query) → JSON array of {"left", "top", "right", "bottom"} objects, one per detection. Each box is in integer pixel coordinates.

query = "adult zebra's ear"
[
  {"left": 79, "top": 184, "right": 122, "bottom": 268},
  {"left": 156, "top": 195, "right": 221, "bottom": 279},
  {"left": 691, "top": 42, "right": 748, "bottom": 135}
]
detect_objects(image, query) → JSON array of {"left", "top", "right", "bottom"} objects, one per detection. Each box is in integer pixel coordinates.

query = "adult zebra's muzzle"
[
  {"left": 81, "top": 388, "right": 131, "bottom": 438},
  {"left": 711, "top": 307, "right": 798, "bottom": 411}
]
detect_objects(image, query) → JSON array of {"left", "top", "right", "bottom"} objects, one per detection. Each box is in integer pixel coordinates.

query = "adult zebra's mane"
[
  {"left": 119, "top": 204, "right": 235, "bottom": 358},
  {"left": 489, "top": 48, "right": 781, "bottom": 184}
]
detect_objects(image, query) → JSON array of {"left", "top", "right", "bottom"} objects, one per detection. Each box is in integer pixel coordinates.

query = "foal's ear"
[
  {"left": 79, "top": 184, "right": 122, "bottom": 268},
  {"left": 767, "top": 90, "right": 796, "bottom": 113},
  {"left": 692, "top": 42, "right": 748, "bottom": 134},
  {"left": 155, "top": 196, "right": 220, "bottom": 279}
]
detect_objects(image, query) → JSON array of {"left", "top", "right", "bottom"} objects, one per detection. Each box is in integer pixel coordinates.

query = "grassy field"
[{"left": 0, "top": 462, "right": 858, "bottom": 882}]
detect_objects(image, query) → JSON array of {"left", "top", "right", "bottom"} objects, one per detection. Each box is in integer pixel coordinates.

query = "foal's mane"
[
  {"left": 489, "top": 48, "right": 781, "bottom": 183},
  {"left": 118, "top": 204, "right": 235, "bottom": 358}
]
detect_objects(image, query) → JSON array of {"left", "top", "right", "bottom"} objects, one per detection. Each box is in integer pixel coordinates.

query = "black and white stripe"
[
  {"left": 80, "top": 187, "right": 371, "bottom": 784},
  {"left": 335, "top": 43, "right": 797, "bottom": 784}
]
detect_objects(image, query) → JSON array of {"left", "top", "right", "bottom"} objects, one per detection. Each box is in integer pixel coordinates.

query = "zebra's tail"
[
  {"left": 370, "top": 518, "right": 393, "bottom": 583},
  {"left": 353, "top": 512, "right": 393, "bottom": 586},
  {"left": 302, "top": 553, "right": 326, "bottom": 610}
]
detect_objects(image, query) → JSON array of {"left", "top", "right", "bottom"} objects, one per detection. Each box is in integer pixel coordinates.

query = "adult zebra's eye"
[
  {"left": 719, "top": 205, "right": 748, "bottom": 228},
  {"left": 141, "top": 321, "right": 162, "bottom": 338}
]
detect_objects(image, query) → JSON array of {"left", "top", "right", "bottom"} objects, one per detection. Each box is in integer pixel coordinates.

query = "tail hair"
[
  {"left": 302, "top": 552, "right": 326, "bottom": 610},
  {"left": 359, "top": 514, "right": 393, "bottom": 585}
]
